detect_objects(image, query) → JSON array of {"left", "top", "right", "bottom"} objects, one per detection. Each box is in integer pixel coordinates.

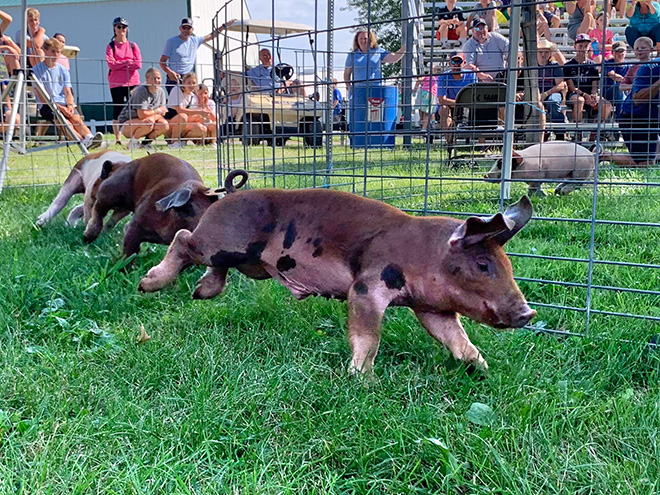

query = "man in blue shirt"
[
  {"left": 246, "top": 48, "right": 277, "bottom": 91},
  {"left": 32, "top": 37, "right": 103, "bottom": 149},
  {"left": 160, "top": 17, "right": 234, "bottom": 94},
  {"left": 437, "top": 52, "right": 477, "bottom": 143}
]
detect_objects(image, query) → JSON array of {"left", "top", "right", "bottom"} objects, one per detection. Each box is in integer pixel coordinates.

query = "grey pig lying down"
[
  {"left": 485, "top": 141, "right": 596, "bottom": 196},
  {"left": 139, "top": 183, "right": 536, "bottom": 375}
]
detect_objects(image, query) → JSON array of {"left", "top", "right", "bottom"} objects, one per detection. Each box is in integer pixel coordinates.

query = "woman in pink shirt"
[{"left": 106, "top": 16, "right": 142, "bottom": 145}]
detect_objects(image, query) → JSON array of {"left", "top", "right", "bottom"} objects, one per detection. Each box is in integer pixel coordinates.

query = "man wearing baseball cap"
[
  {"left": 436, "top": 52, "right": 477, "bottom": 143},
  {"left": 462, "top": 17, "right": 509, "bottom": 82},
  {"left": 160, "top": 16, "right": 235, "bottom": 93},
  {"left": 564, "top": 32, "right": 612, "bottom": 128}
]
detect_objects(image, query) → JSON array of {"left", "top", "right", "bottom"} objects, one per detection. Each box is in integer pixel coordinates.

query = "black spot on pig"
[
  {"left": 312, "top": 246, "right": 323, "bottom": 258},
  {"left": 262, "top": 222, "right": 276, "bottom": 234},
  {"left": 312, "top": 237, "right": 322, "bottom": 247},
  {"left": 283, "top": 221, "right": 297, "bottom": 249},
  {"left": 354, "top": 282, "right": 369, "bottom": 295},
  {"left": 349, "top": 247, "right": 364, "bottom": 275},
  {"left": 210, "top": 240, "right": 267, "bottom": 269},
  {"left": 276, "top": 255, "right": 297, "bottom": 272},
  {"left": 381, "top": 264, "right": 406, "bottom": 290}
]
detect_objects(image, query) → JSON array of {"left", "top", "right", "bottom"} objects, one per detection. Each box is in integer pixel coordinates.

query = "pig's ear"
[
  {"left": 493, "top": 195, "right": 533, "bottom": 245},
  {"left": 511, "top": 151, "right": 524, "bottom": 170},
  {"left": 155, "top": 187, "right": 193, "bottom": 211},
  {"left": 100, "top": 160, "right": 114, "bottom": 180},
  {"left": 449, "top": 196, "right": 533, "bottom": 247}
]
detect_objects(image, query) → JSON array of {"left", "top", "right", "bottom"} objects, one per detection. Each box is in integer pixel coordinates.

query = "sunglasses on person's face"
[
  {"left": 181, "top": 26, "right": 193, "bottom": 30},
  {"left": 475, "top": 25, "right": 486, "bottom": 31},
  {"left": 450, "top": 58, "right": 463, "bottom": 65},
  {"left": 115, "top": 25, "right": 127, "bottom": 29}
]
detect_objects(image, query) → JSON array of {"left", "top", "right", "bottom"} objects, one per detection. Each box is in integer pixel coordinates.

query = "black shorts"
[
  {"left": 39, "top": 105, "right": 55, "bottom": 121},
  {"left": 164, "top": 108, "right": 178, "bottom": 120},
  {"left": 110, "top": 85, "right": 136, "bottom": 120}
]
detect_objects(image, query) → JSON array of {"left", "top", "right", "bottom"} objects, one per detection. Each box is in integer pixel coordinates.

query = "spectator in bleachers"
[
  {"left": 165, "top": 71, "right": 210, "bottom": 148},
  {"left": 32, "top": 38, "right": 103, "bottom": 149},
  {"left": 0, "top": 10, "right": 20, "bottom": 77},
  {"left": 589, "top": 12, "right": 615, "bottom": 63},
  {"left": 537, "top": 39, "right": 568, "bottom": 138},
  {"left": 52, "top": 33, "right": 69, "bottom": 69},
  {"left": 436, "top": 52, "right": 477, "bottom": 144},
  {"left": 463, "top": 17, "right": 509, "bottom": 82},
  {"left": 625, "top": 0, "right": 660, "bottom": 51},
  {"left": 620, "top": 36, "right": 654, "bottom": 93},
  {"left": 160, "top": 17, "right": 234, "bottom": 94},
  {"left": 106, "top": 16, "right": 142, "bottom": 146},
  {"left": 435, "top": 0, "right": 468, "bottom": 48},
  {"left": 565, "top": 0, "right": 596, "bottom": 41},
  {"left": 564, "top": 33, "right": 612, "bottom": 130},
  {"left": 414, "top": 67, "right": 439, "bottom": 131},
  {"left": 17, "top": 7, "right": 47, "bottom": 68},
  {"left": 467, "top": 0, "right": 499, "bottom": 34},
  {"left": 606, "top": 47, "right": 660, "bottom": 166},
  {"left": 542, "top": 2, "right": 562, "bottom": 29},
  {"left": 604, "top": 41, "right": 631, "bottom": 113},
  {"left": 343, "top": 30, "right": 406, "bottom": 97},
  {"left": 117, "top": 67, "right": 169, "bottom": 150}
]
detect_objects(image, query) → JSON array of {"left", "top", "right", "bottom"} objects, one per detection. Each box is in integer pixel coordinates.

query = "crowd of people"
[
  {"left": 0, "top": 9, "right": 234, "bottom": 150},
  {"left": 397, "top": 0, "right": 660, "bottom": 166}
]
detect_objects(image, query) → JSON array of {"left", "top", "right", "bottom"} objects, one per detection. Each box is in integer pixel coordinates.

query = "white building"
[{"left": 1, "top": 0, "right": 258, "bottom": 114}]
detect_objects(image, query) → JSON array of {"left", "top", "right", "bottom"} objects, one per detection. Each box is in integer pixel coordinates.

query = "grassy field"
[{"left": 1, "top": 139, "right": 659, "bottom": 494}]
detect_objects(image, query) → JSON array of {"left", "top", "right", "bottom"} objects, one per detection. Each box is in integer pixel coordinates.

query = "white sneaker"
[
  {"left": 127, "top": 139, "right": 140, "bottom": 150},
  {"left": 168, "top": 140, "right": 186, "bottom": 149},
  {"left": 87, "top": 131, "right": 104, "bottom": 150}
]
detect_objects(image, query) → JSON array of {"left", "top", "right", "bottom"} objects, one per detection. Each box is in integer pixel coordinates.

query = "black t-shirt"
[
  {"left": 436, "top": 6, "right": 466, "bottom": 23},
  {"left": 563, "top": 58, "right": 600, "bottom": 94}
]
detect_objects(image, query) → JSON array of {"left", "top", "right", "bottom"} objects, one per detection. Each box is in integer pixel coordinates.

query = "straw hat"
[{"left": 537, "top": 38, "right": 556, "bottom": 51}]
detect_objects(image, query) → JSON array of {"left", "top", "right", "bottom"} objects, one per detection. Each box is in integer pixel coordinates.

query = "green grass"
[{"left": 1, "top": 139, "right": 659, "bottom": 493}]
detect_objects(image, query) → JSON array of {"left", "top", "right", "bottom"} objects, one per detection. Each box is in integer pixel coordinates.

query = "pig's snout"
[
  {"left": 483, "top": 169, "right": 501, "bottom": 183},
  {"left": 510, "top": 306, "right": 537, "bottom": 328}
]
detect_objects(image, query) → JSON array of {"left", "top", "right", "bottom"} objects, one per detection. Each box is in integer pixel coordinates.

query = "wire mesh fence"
[{"left": 2, "top": 0, "right": 659, "bottom": 342}]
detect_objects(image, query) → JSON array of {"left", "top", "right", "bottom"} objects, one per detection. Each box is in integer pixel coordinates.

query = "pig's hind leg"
[
  {"left": 415, "top": 310, "right": 488, "bottom": 372},
  {"left": 139, "top": 229, "right": 195, "bottom": 292},
  {"left": 36, "top": 172, "right": 84, "bottom": 226},
  {"left": 192, "top": 267, "right": 228, "bottom": 299}
]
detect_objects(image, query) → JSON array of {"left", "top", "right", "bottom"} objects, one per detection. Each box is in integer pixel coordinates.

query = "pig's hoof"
[{"left": 138, "top": 276, "right": 161, "bottom": 293}]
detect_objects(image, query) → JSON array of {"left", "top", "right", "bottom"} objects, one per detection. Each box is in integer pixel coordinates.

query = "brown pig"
[
  {"left": 139, "top": 188, "right": 536, "bottom": 374},
  {"left": 83, "top": 153, "right": 247, "bottom": 256}
]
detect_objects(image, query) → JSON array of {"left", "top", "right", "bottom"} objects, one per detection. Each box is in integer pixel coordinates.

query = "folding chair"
[{"left": 448, "top": 82, "right": 507, "bottom": 161}]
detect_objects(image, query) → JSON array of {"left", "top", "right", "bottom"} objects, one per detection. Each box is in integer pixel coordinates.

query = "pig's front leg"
[
  {"left": 138, "top": 229, "right": 194, "bottom": 292},
  {"left": 83, "top": 200, "right": 112, "bottom": 243},
  {"left": 346, "top": 284, "right": 391, "bottom": 374},
  {"left": 415, "top": 310, "right": 488, "bottom": 372}
]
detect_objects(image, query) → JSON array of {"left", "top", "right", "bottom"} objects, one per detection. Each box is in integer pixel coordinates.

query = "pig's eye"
[{"left": 477, "top": 261, "right": 489, "bottom": 273}]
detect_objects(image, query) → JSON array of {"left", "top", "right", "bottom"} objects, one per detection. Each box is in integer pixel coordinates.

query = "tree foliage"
[{"left": 342, "top": 0, "right": 403, "bottom": 78}]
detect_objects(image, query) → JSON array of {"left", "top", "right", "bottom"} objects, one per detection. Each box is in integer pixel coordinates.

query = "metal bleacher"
[
  {"left": 421, "top": 1, "right": 631, "bottom": 68},
  {"left": 418, "top": 2, "right": 631, "bottom": 144}
]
